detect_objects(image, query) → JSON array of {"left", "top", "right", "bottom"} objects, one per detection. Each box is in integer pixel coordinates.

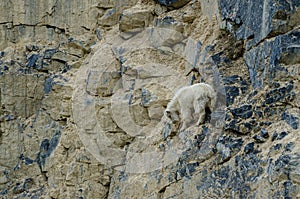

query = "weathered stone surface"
[
  {"left": 119, "top": 6, "right": 154, "bottom": 32},
  {"left": 154, "top": 16, "right": 184, "bottom": 33},
  {"left": 155, "top": 0, "right": 191, "bottom": 8},
  {"left": 265, "top": 82, "right": 294, "bottom": 104},
  {"left": 245, "top": 31, "right": 300, "bottom": 88},
  {"left": 282, "top": 111, "right": 299, "bottom": 130},
  {"left": 0, "top": 0, "right": 299, "bottom": 198},
  {"left": 220, "top": 0, "right": 300, "bottom": 47}
]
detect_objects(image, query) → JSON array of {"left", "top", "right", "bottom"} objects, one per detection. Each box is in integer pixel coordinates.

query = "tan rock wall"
[{"left": 0, "top": 0, "right": 299, "bottom": 198}]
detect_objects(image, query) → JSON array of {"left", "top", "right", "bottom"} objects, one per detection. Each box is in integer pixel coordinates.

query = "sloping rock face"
[{"left": 0, "top": 0, "right": 299, "bottom": 198}]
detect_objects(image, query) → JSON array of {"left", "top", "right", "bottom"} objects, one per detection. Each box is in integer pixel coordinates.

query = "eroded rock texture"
[{"left": 0, "top": 0, "right": 299, "bottom": 198}]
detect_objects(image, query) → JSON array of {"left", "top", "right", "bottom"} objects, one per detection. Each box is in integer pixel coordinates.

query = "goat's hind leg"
[{"left": 180, "top": 107, "right": 194, "bottom": 131}]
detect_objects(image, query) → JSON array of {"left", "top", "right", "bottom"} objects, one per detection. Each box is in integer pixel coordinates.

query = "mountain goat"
[{"left": 165, "top": 83, "right": 216, "bottom": 131}]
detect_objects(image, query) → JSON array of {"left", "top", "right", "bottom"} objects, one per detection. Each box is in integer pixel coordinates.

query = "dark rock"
[
  {"left": 260, "top": 128, "right": 269, "bottom": 138},
  {"left": 43, "top": 49, "right": 57, "bottom": 59},
  {"left": 18, "top": 68, "right": 31, "bottom": 74},
  {"left": 155, "top": 16, "right": 176, "bottom": 26},
  {"left": 240, "top": 85, "right": 248, "bottom": 94},
  {"left": 278, "top": 131, "right": 288, "bottom": 140},
  {"left": 213, "top": 166, "right": 230, "bottom": 186},
  {"left": 176, "top": 162, "right": 199, "bottom": 179},
  {"left": 196, "top": 151, "right": 264, "bottom": 198},
  {"left": 244, "top": 142, "right": 255, "bottom": 154},
  {"left": 285, "top": 142, "right": 294, "bottom": 152},
  {"left": 283, "top": 181, "right": 297, "bottom": 198},
  {"left": 285, "top": 91, "right": 296, "bottom": 103},
  {"left": 225, "top": 112, "right": 231, "bottom": 121},
  {"left": 23, "top": 178, "right": 34, "bottom": 190},
  {"left": 270, "top": 154, "right": 300, "bottom": 193},
  {"left": 236, "top": 153, "right": 263, "bottom": 180},
  {"left": 253, "top": 134, "right": 266, "bottom": 143},
  {"left": 250, "top": 90, "right": 258, "bottom": 97},
  {"left": 273, "top": 10, "right": 288, "bottom": 20},
  {"left": 272, "top": 82, "right": 281, "bottom": 88},
  {"left": 96, "top": 29, "right": 102, "bottom": 40},
  {"left": 223, "top": 76, "right": 249, "bottom": 102},
  {"left": 12, "top": 178, "right": 34, "bottom": 195},
  {"left": 4, "top": 114, "right": 15, "bottom": 121},
  {"left": 194, "top": 128, "right": 206, "bottom": 147},
  {"left": 223, "top": 75, "right": 241, "bottom": 85},
  {"left": 274, "top": 155, "right": 291, "bottom": 169},
  {"left": 44, "top": 76, "right": 54, "bottom": 94},
  {"left": 226, "top": 119, "right": 239, "bottom": 132},
  {"left": 36, "top": 131, "right": 61, "bottom": 168},
  {"left": 259, "top": 121, "right": 272, "bottom": 126},
  {"left": 26, "top": 44, "right": 39, "bottom": 52},
  {"left": 155, "top": 0, "right": 191, "bottom": 8},
  {"left": 118, "top": 171, "right": 128, "bottom": 182},
  {"left": 26, "top": 54, "right": 40, "bottom": 68},
  {"left": 218, "top": 136, "right": 244, "bottom": 154},
  {"left": 271, "top": 131, "right": 278, "bottom": 141},
  {"left": 61, "top": 63, "right": 70, "bottom": 73},
  {"left": 141, "top": 88, "right": 152, "bottom": 107},
  {"left": 233, "top": 154, "right": 263, "bottom": 194},
  {"left": 242, "top": 122, "right": 254, "bottom": 133},
  {"left": 162, "top": 122, "right": 171, "bottom": 140},
  {"left": 263, "top": 106, "right": 285, "bottom": 117},
  {"left": 25, "top": 157, "right": 34, "bottom": 165},
  {"left": 225, "top": 86, "right": 239, "bottom": 104},
  {"left": 280, "top": 45, "right": 300, "bottom": 65},
  {"left": 241, "top": 79, "right": 248, "bottom": 86},
  {"left": 226, "top": 119, "right": 254, "bottom": 135},
  {"left": 206, "top": 45, "right": 215, "bottom": 52},
  {"left": 271, "top": 143, "right": 282, "bottom": 151},
  {"left": 0, "top": 189, "right": 8, "bottom": 195},
  {"left": 281, "top": 112, "right": 299, "bottom": 129},
  {"left": 255, "top": 110, "right": 263, "bottom": 118},
  {"left": 230, "top": 105, "right": 253, "bottom": 119},
  {"left": 13, "top": 182, "right": 25, "bottom": 194},
  {"left": 187, "top": 162, "right": 199, "bottom": 175},
  {"left": 211, "top": 52, "right": 223, "bottom": 65},
  {"left": 220, "top": 0, "right": 300, "bottom": 47},
  {"left": 245, "top": 31, "right": 300, "bottom": 88},
  {"left": 196, "top": 166, "right": 230, "bottom": 191},
  {"left": 19, "top": 154, "right": 34, "bottom": 165},
  {"left": 221, "top": 0, "right": 267, "bottom": 42},
  {"left": 273, "top": 191, "right": 281, "bottom": 198},
  {"left": 265, "top": 84, "right": 294, "bottom": 104}
]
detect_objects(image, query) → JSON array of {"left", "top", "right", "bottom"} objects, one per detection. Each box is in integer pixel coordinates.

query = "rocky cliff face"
[{"left": 0, "top": 0, "right": 299, "bottom": 198}]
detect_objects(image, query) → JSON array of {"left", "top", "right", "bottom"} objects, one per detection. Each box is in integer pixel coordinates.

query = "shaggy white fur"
[{"left": 165, "top": 83, "right": 216, "bottom": 130}]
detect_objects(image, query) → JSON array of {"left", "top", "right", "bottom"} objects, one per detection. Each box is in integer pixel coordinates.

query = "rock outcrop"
[{"left": 0, "top": 0, "right": 299, "bottom": 198}]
